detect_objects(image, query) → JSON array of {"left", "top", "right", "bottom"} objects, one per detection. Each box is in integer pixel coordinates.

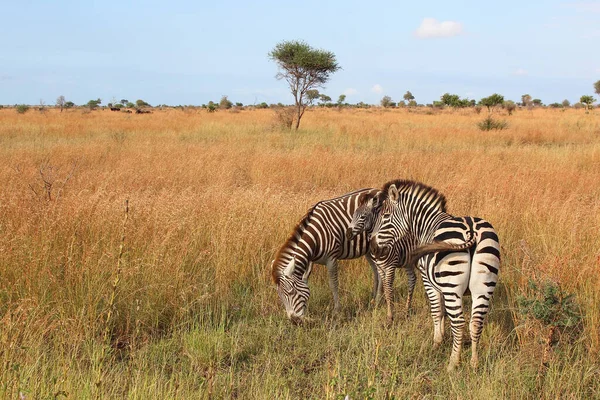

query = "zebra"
[
  {"left": 346, "top": 192, "right": 437, "bottom": 324},
  {"left": 351, "top": 179, "right": 500, "bottom": 371},
  {"left": 271, "top": 188, "right": 385, "bottom": 324}
]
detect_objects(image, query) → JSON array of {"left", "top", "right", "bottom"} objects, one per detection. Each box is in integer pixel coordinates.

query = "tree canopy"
[{"left": 269, "top": 40, "right": 340, "bottom": 129}]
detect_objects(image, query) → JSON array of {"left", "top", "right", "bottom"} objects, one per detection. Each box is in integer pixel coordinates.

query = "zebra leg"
[
  {"left": 469, "top": 293, "right": 491, "bottom": 369},
  {"left": 404, "top": 266, "right": 417, "bottom": 318},
  {"left": 445, "top": 294, "right": 465, "bottom": 372},
  {"left": 383, "top": 266, "right": 396, "bottom": 324},
  {"left": 366, "top": 254, "right": 383, "bottom": 304},
  {"left": 326, "top": 259, "right": 341, "bottom": 312},
  {"left": 423, "top": 279, "right": 445, "bottom": 348}
]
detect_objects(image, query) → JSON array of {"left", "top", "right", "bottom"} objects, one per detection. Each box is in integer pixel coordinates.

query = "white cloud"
[
  {"left": 513, "top": 68, "right": 528, "bottom": 76},
  {"left": 414, "top": 18, "right": 463, "bottom": 39},
  {"left": 343, "top": 88, "right": 358, "bottom": 96},
  {"left": 371, "top": 84, "right": 383, "bottom": 94}
]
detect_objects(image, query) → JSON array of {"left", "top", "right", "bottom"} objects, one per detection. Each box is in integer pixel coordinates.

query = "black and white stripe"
[
  {"left": 369, "top": 180, "right": 501, "bottom": 371},
  {"left": 272, "top": 188, "right": 384, "bottom": 323}
]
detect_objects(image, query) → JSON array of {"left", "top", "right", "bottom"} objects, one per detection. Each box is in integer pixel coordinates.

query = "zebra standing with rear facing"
[
  {"left": 272, "top": 188, "right": 395, "bottom": 324},
  {"left": 366, "top": 179, "right": 500, "bottom": 371}
]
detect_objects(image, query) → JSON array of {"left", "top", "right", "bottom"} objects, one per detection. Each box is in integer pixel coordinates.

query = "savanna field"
[{"left": 1, "top": 106, "right": 599, "bottom": 399}]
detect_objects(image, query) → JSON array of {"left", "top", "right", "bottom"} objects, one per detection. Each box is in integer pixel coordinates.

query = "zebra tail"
[{"left": 407, "top": 232, "right": 477, "bottom": 266}]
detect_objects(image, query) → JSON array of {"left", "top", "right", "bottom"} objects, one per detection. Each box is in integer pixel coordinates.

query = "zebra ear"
[
  {"left": 372, "top": 193, "right": 382, "bottom": 208},
  {"left": 388, "top": 184, "right": 399, "bottom": 201},
  {"left": 283, "top": 257, "right": 296, "bottom": 278}
]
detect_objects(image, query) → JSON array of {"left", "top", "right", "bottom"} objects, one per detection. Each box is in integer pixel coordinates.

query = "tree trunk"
[{"left": 295, "top": 103, "right": 301, "bottom": 130}]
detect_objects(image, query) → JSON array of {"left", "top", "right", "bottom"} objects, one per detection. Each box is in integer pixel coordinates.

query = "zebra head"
[
  {"left": 275, "top": 257, "right": 311, "bottom": 324},
  {"left": 369, "top": 184, "right": 409, "bottom": 258},
  {"left": 346, "top": 193, "right": 381, "bottom": 240}
]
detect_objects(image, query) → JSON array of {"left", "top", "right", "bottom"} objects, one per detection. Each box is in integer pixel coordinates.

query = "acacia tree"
[
  {"left": 403, "top": 91, "right": 415, "bottom": 103},
  {"left": 594, "top": 80, "right": 600, "bottom": 96},
  {"left": 56, "top": 95, "right": 66, "bottom": 112},
  {"left": 269, "top": 40, "right": 340, "bottom": 130},
  {"left": 480, "top": 93, "right": 505, "bottom": 113},
  {"left": 580, "top": 95, "right": 596, "bottom": 111}
]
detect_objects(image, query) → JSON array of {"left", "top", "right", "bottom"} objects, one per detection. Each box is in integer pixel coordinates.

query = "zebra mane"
[
  {"left": 378, "top": 179, "right": 447, "bottom": 212},
  {"left": 271, "top": 202, "right": 320, "bottom": 284},
  {"left": 357, "top": 191, "right": 377, "bottom": 206}
]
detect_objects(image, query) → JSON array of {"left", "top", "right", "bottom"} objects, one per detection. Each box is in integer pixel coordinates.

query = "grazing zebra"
[
  {"left": 271, "top": 188, "right": 385, "bottom": 324},
  {"left": 354, "top": 180, "right": 500, "bottom": 371}
]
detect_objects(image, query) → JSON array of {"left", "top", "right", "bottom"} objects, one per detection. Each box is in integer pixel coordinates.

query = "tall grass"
[{"left": 0, "top": 107, "right": 599, "bottom": 398}]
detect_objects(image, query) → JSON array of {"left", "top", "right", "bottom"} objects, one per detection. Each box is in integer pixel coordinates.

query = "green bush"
[
  {"left": 478, "top": 116, "right": 508, "bottom": 131},
  {"left": 16, "top": 104, "right": 30, "bottom": 114},
  {"left": 518, "top": 280, "right": 581, "bottom": 329}
]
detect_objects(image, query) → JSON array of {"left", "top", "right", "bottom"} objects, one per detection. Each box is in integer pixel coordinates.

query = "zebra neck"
[
  {"left": 282, "top": 246, "right": 311, "bottom": 275},
  {"left": 411, "top": 210, "right": 452, "bottom": 244}
]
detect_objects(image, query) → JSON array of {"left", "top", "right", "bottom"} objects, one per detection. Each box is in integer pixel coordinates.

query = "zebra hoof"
[{"left": 470, "top": 357, "right": 478, "bottom": 370}]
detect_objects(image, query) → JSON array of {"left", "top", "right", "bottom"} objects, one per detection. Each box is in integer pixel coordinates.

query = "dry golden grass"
[{"left": 0, "top": 107, "right": 599, "bottom": 398}]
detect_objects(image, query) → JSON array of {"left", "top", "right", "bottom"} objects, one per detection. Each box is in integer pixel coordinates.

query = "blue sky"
[{"left": 1, "top": 0, "right": 599, "bottom": 106}]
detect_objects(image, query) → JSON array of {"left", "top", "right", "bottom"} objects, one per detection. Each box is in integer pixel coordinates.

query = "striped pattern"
[
  {"left": 272, "top": 188, "right": 382, "bottom": 323},
  {"left": 348, "top": 197, "right": 426, "bottom": 323},
  {"left": 370, "top": 180, "right": 500, "bottom": 371}
]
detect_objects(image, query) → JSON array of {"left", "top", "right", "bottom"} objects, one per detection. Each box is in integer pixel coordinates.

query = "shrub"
[
  {"left": 518, "top": 279, "right": 581, "bottom": 368},
  {"left": 219, "top": 96, "right": 233, "bottom": 110},
  {"left": 136, "top": 99, "right": 151, "bottom": 108},
  {"left": 474, "top": 106, "right": 482, "bottom": 114},
  {"left": 16, "top": 104, "right": 30, "bottom": 114},
  {"left": 272, "top": 107, "right": 296, "bottom": 130},
  {"left": 478, "top": 116, "right": 508, "bottom": 131},
  {"left": 504, "top": 100, "right": 517, "bottom": 115}
]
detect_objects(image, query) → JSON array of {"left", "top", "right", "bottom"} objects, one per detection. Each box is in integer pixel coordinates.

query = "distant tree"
[
  {"left": 337, "top": 94, "right": 346, "bottom": 106},
  {"left": 56, "top": 95, "right": 66, "bottom": 112},
  {"left": 562, "top": 99, "right": 571, "bottom": 108},
  {"left": 403, "top": 91, "right": 415, "bottom": 102},
  {"left": 380, "top": 95, "right": 394, "bottom": 108},
  {"left": 219, "top": 95, "right": 233, "bottom": 109},
  {"left": 504, "top": 100, "right": 516, "bottom": 115},
  {"left": 207, "top": 101, "right": 217, "bottom": 112},
  {"left": 65, "top": 101, "right": 75, "bottom": 109},
  {"left": 235, "top": 102, "right": 243, "bottom": 107},
  {"left": 594, "top": 80, "right": 600, "bottom": 96},
  {"left": 397, "top": 100, "right": 406, "bottom": 107},
  {"left": 573, "top": 102, "right": 583, "bottom": 109},
  {"left": 126, "top": 102, "right": 135, "bottom": 109},
  {"left": 86, "top": 99, "right": 101, "bottom": 110},
  {"left": 15, "top": 104, "right": 30, "bottom": 114},
  {"left": 521, "top": 94, "right": 532, "bottom": 107},
  {"left": 479, "top": 93, "right": 505, "bottom": 113},
  {"left": 408, "top": 100, "right": 417, "bottom": 107},
  {"left": 136, "top": 99, "right": 151, "bottom": 108},
  {"left": 256, "top": 102, "right": 269, "bottom": 109},
  {"left": 580, "top": 95, "right": 596, "bottom": 111},
  {"left": 318, "top": 94, "right": 332, "bottom": 107},
  {"left": 532, "top": 99, "right": 543, "bottom": 106},
  {"left": 306, "top": 89, "right": 320, "bottom": 105},
  {"left": 120, "top": 99, "right": 128, "bottom": 106},
  {"left": 269, "top": 40, "right": 340, "bottom": 130},
  {"left": 441, "top": 93, "right": 461, "bottom": 107},
  {"left": 548, "top": 103, "right": 562, "bottom": 108}
]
